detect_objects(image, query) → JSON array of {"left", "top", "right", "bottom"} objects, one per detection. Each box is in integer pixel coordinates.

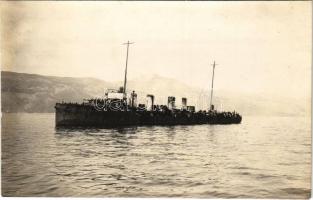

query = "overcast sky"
[{"left": 1, "top": 1, "right": 311, "bottom": 99}]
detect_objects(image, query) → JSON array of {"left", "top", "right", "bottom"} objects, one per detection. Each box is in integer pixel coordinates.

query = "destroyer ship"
[{"left": 55, "top": 41, "right": 242, "bottom": 127}]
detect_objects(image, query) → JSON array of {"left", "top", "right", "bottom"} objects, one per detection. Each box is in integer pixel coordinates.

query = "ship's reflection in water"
[{"left": 2, "top": 113, "right": 311, "bottom": 198}]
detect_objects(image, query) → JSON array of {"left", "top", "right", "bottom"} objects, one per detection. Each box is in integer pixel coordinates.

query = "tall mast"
[
  {"left": 122, "top": 41, "right": 134, "bottom": 97},
  {"left": 209, "top": 61, "right": 217, "bottom": 110}
]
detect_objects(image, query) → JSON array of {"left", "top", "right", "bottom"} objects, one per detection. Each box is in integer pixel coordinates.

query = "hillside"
[
  {"left": 1, "top": 71, "right": 310, "bottom": 116},
  {"left": 1, "top": 71, "right": 114, "bottom": 113}
]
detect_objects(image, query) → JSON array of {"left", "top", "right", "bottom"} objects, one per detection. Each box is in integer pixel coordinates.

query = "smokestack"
[
  {"left": 167, "top": 96, "right": 176, "bottom": 110},
  {"left": 131, "top": 91, "right": 137, "bottom": 108},
  {"left": 182, "top": 98, "right": 187, "bottom": 110},
  {"left": 147, "top": 94, "right": 155, "bottom": 111}
]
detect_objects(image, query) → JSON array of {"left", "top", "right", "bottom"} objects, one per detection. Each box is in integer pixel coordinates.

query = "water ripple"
[{"left": 2, "top": 113, "right": 311, "bottom": 198}]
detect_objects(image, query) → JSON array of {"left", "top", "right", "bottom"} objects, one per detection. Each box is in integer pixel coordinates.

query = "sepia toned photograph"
[{"left": 0, "top": 1, "right": 311, "bottom": 198}]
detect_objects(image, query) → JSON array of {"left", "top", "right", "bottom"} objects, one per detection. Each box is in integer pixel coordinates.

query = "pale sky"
[{"left": 1, "top": 1, "right": 311, "bottom": 99}]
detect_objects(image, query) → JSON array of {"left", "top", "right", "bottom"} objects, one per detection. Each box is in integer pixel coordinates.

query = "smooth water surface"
[{"left": 2, "top": 113, "right": 311, "bottom": 198}]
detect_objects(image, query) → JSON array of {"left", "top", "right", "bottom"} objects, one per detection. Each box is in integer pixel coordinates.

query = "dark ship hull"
[{"left": 55, "top": 103, "right": 242, "bottom": 128}]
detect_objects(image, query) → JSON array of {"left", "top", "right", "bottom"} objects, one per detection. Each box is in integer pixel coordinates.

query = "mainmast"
[
  {"left": 209, "top": 61, "right": 217, "bottom": 111},
  {"left": 122, "top": 41, "right": 134, "bottom": 98}
]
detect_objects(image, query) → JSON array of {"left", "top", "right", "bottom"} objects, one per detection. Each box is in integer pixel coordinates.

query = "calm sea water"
[{"left": 1, "top": 113, "right": 311, "bottom": 198}]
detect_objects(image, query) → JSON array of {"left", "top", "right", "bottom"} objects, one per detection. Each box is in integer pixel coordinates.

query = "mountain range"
[{"left": 1, "top": 71, "right": 309, "bottom": 116}]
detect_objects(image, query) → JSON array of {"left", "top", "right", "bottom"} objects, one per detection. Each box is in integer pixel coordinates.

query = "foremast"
[{"left": 122, "top": 41, "right": 134, "bottom": 99}]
